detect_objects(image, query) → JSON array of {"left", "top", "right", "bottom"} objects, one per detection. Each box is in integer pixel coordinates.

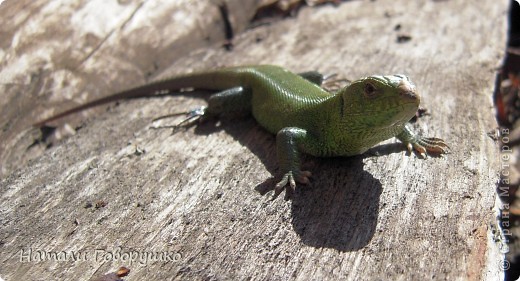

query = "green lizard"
[{"left": 34, "top": 65, "right": 448, "bottom": 195}]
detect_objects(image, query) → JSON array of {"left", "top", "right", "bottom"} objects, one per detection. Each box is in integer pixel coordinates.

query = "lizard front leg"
[
  {"left": 274, "top": 127, "right": 314, "bottom": 197},
  {"left": 298, "top": 71, "right": 348, "bottom": 92},
  {"left": 297, "top": 71, "right": 325, "bottom": 85},
  {"left": 396, "top": 123, "right": 449, "bottom": 157}
]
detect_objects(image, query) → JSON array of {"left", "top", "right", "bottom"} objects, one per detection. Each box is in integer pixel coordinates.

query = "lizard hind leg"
[
  {"left": 205, "top": 86, "right": 252, "bottom": 117},
  {"left": 152, "top": 86, "right": 252, "bottom": 132}
]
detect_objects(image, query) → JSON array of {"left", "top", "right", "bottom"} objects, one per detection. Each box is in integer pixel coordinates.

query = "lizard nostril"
[
  {"left": 400, "top": 90, "right": 418, "bottom": 100},
  {"left": 397, "top": 80, "right": 419, "bottom": 103}
]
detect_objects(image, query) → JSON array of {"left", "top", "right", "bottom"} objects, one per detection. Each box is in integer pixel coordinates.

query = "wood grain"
[{"left": 0, "top": 0, "right": 508, "bottom": 280}]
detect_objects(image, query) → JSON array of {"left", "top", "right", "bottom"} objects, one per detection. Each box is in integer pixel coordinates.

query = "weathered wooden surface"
[{"left": 0, "top": 0, "right": 508, "bottom": 280}]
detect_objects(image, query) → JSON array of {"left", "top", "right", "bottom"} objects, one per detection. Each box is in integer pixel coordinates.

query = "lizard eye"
[{"left": 364, "top": 82, "right": 378, "bottom": 98}]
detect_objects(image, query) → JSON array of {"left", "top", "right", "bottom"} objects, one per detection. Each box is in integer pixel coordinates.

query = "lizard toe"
[
  {"left": 297, "top": 170, "right": 312, "bottom": 184},
  {"left": 408, "top": 137, "right": 449, "bottom": 156},
  {"left": 273, "top": 170, "right": 312, "bottom": 199}
]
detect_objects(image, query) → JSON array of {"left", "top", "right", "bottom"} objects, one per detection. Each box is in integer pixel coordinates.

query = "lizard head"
[{"left": 339, "top": 75, "right": 420, "bottom": 129}]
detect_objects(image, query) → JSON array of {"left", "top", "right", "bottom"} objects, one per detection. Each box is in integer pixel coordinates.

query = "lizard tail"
[{"left": 32, "top": 70, "right": 242, "bottom": 128}]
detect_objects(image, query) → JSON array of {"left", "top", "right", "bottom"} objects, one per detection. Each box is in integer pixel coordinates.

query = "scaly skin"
[{"left": 34, "top": 65, "right": 448, "bottom": 196}]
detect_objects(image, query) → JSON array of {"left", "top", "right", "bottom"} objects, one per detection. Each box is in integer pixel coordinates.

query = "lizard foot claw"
[
  {"left": 273, "top": 170, "right": 312, "bottom": 199},
  {"left": 406, "top": 137, "right": 449, "bottom": 157},
  {"left": 152, "top": 106, "right": 207, "bottom": 132}
]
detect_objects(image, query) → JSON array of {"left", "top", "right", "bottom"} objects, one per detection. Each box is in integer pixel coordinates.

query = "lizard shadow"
[
  {"left": 190, "top": 116, "right": 412, "bottom": 252},
  {"left": 287, "top": 156, "right": 382, "bottom": 252}
]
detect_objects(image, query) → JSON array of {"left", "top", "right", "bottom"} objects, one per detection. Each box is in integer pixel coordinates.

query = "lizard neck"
[{"left": 304, "top": 93, "right": 409, "bottom": 157}]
